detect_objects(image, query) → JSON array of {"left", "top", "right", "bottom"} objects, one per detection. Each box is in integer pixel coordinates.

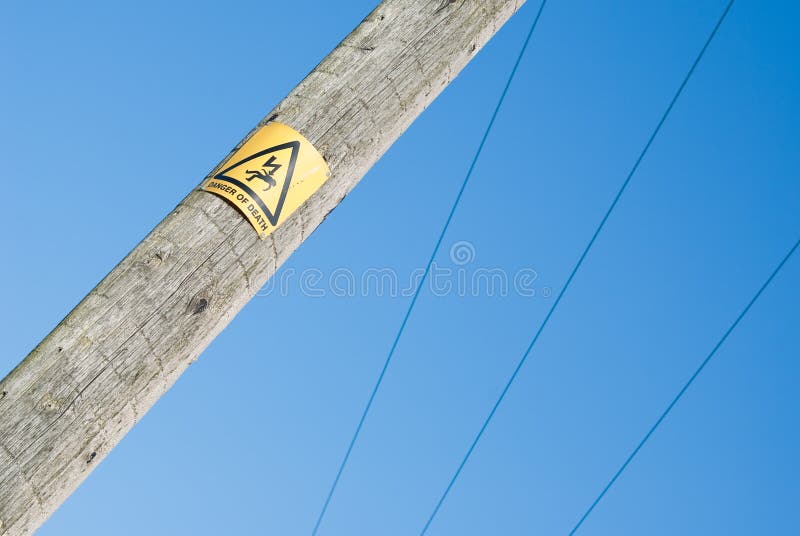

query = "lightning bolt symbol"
[{"left": 262, "top": 155, "right": 281, "bottom": 177}]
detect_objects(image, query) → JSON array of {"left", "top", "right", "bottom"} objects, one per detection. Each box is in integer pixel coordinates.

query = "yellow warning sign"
[{"left": 202, "top": 122, "right": 330, "bottom": 239}]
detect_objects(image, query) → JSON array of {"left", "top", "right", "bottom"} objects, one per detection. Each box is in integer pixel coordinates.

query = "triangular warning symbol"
[{"left": 214, "top": 141, "right": 300, "bottom": 226}]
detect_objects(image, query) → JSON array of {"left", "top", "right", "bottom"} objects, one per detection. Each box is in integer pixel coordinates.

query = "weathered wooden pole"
[{"left": 0, "top": 1, "right": 525, "bottom": 533}]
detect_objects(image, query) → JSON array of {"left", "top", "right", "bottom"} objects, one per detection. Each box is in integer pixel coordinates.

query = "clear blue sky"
[{"left": 1, "top": 1, "right": 798, "bottom": 534}]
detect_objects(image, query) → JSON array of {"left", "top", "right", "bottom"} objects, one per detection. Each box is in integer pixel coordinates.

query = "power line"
[
  {"left": 568, "top": 236, "right": 799, "bottom": 535},
  {"left": 419, "top": 1, "right": 735, "bottom": 533},
  {"left": 310, "top": 2, "right": 550, "bottom": 534}
]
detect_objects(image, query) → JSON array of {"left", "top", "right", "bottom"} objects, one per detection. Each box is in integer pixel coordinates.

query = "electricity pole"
[{"left": 0, "top": 1, "right": 525, "bottom": 533}]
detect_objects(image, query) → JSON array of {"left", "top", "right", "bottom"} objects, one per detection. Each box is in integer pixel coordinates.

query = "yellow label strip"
[{"left": 203, "top": 122, "right": 330, "bottom": 239}]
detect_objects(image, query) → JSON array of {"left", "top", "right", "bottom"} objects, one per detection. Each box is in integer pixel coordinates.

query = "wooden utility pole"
[{"left": 0, "top": 1, "right": 524, "bottom": 533}]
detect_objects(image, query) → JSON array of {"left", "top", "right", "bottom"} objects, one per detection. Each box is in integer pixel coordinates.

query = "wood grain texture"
[{"left": 0, "top": 1, "right": 524, "bottom": 533}]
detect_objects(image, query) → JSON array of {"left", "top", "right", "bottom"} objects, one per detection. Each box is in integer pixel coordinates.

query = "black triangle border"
[{"left": 214, "top": 140, "right": 301, "bottom": 227}]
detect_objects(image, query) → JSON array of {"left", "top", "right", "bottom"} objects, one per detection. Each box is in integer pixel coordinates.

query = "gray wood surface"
[{"left": 0, "top": 1, "right": 524, "bottom": 533}]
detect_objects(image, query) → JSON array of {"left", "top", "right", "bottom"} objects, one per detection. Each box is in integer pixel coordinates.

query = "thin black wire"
[
  {"left": 419, "top": 1, "right": 735, "bottom": 533},
  {"left": 310, "top": 2, "right": 549, "bottom": 534},
  {"left": 569, "top": 236, "right": 799, "bottom": 535}
]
